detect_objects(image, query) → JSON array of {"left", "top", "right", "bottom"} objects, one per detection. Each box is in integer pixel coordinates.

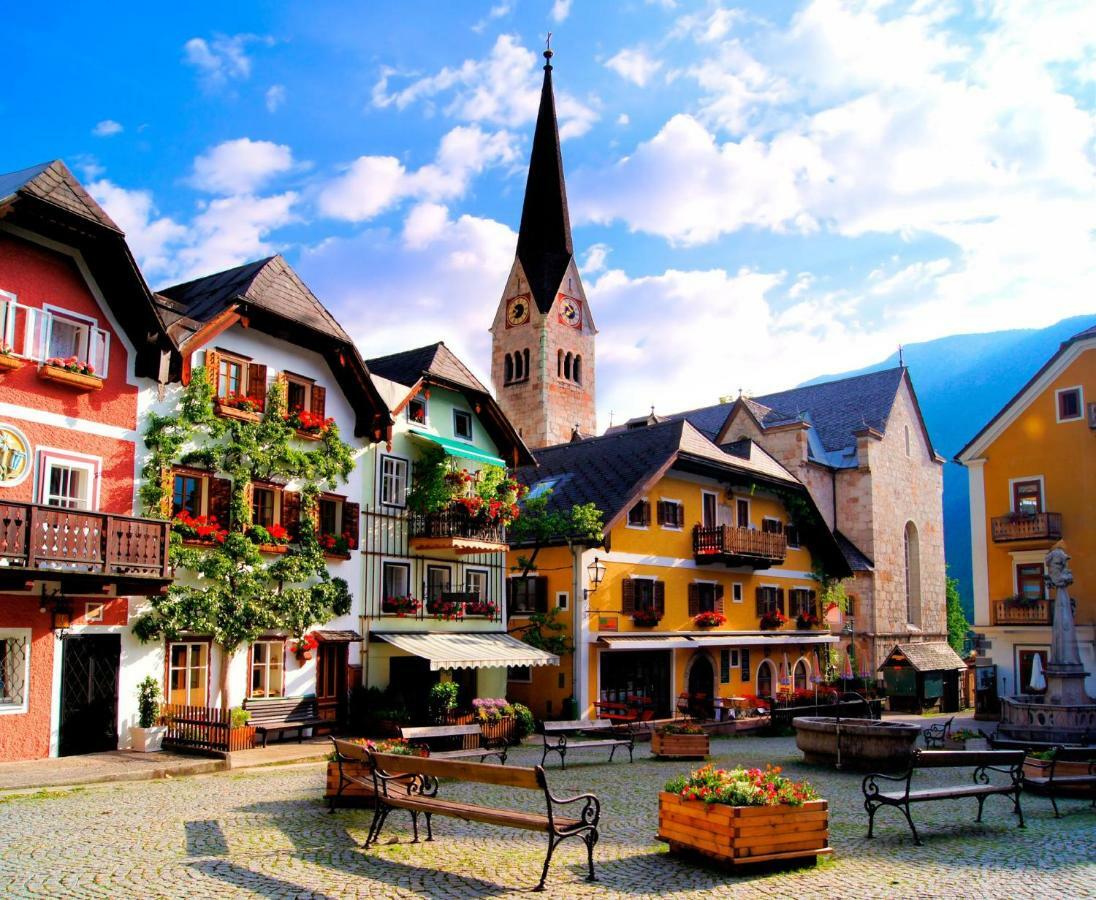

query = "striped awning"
[
  {"left": 407, "top": 429, "right": 506, "bottom": 468},
  {"left": 598, "top": 635, "right": 698, "bottom": 651},
  {"left": 690, "top": 634, "right": 838, "bottom": 647},
  {"left": 375, "top": 632, "right": 558, "bottom": 671}
]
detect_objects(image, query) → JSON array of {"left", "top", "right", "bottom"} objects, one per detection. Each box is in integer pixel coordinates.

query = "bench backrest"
[
  {"left": 244, "top": 696, "right": 317, "bottom": 723},
  {"left": 332, "top": 738, "right": 372, "bottom": 763},
  {"left": 914, "top": 749, "right": 1025, "bottom": 768},
  {"left": 542, "top": 719, "right": 611, "bottom": 733},
  {"left": 400, "top": 724, "right": 481, "bottom": 740},
  {"left": 371, "top": 751, "right": 546, "bottom": 790}
]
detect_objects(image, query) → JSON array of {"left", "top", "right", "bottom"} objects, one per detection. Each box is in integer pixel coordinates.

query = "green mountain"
[{"left": 805, "top": 314, "right": 1096, "bottom": 618}]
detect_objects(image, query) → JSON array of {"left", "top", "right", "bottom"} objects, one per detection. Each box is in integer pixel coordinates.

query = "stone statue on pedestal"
[{"left": 1043, "top": 543, "right": 1090, "bottom": 705}]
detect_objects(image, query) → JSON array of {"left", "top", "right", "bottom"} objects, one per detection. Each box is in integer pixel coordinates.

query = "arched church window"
[
  {"left": 564, "top": 352, "right": 572, "bottom": 381},
  {"left": 504, "top": 353, "right": 513, "bottom": 384},
  {"left": 522, "top": 348, "right": 530, "bottom": 380},
  {"left": 514, "top": 351, "right": 524, "bottom": 381},
  {"left": 573, "top": 354, "right": 582, "bottom": 385},
  {"left": 904, "top": 521, "right": 921, "bottom": 626},
  {"left": 557, "top": 349, "right": 563, "bottom": 378}
]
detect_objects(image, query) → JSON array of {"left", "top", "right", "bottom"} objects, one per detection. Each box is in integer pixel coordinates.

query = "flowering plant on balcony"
[
  {"left": 1005, "top": 592, "right": 1042, "bottom": 608},
  {"left": 319, "top": 531, "right": 355, "bottom": 554},
  {"left": 217, "top": 391, "right": 260, "bottom": 412},
  {"left": 45, "top": 355, "right": 96, "bottom": 376},
  {"left": 465, "top": 599, "right": 498, "bottom": 617},
  {"left": 290, "top": 632, "right": 319, "bottom": 658},
  {"left": 172, "top": 510, "right": 227, "bottom": 543},
  {"left": 247, "top": 523, "right": 290, "bottom": 546},
  {"left": 427, "top": 597, "right": 465, "bottom": 620},
  {"left": 285, "top": 408, "right": 334, "bottom": 435},
  {"left": 632, "top": 608, "right": 662, "bottom": 626},
  {"left": 759, "top": 609, "right": 788, "bottom": 630},
  {"left": 796, "top": 612, "right": 821, "bottom": 629},
  {"left": 694, "top": 611, "right": 726, "bottom": 628},
  {"left": 382, "top": 595, "right": 420, "bottom": 616}
]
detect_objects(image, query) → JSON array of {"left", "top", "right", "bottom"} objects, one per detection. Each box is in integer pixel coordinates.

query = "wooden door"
[{"left": 315, "top": 642, "right": 349, "bottom": 723}]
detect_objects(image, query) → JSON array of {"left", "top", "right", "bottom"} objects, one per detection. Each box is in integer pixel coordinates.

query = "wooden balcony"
[
  {"left": 409, "top": 504, "right": 507, "bottom": 555},
  {"left": 693, "top": 524, "right": 787, "bottom": 569},
  {"left": 0, "top": 501, "right": 172, "bottom": 594},
  {"left": 991, "top": 512, "right": 1062, "bottom": 544},
  {"left": 993, "top": 599, "right": 1052, "bottom": 626}
]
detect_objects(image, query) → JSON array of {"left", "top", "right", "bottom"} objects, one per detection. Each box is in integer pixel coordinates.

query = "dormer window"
[{"left": 407, "top": 395, "right": 427, "bottom": 425}]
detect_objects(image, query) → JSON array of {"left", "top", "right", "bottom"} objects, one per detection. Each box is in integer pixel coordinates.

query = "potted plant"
[
  {"left": 285, "top": 408, "right": 334, "bottom": 440},
  {"left": 633, "top": 608, "right": 662, "bottom": 627},
  {"left": 652, "top": 722, "right": 709, "bottom": 759},
  {"left": 0, "top": 341, "right": 21, "bottom": 372},
  {"left": 228, "top": 707, "right": 256, "bottom": 751},
  {"left": 38, "top": 355, "right": 103, "bottom": 391},
  {"left": 381, "top": 594, "right": 420, "bottom": 617},
  {"left": 429, "top": 681, "right": 460, "bottom": 724},
  {"left": 796, "top": 612, "right": 821, "bottom": 630},
  {"left": 129, "top": 676, "right": 167, "bottom": 752},
  {"left": 291, "top": 632, "right": 319, "bottom": 662},
  {"left": 325, "top": 737, "right": 425, "bottom": 805},
  {"left": 760, "top": 609, "right": 788, "bottom": 630},
  {"left": 658, "top": 765, "right": 829, "bottom": 866},
  {"left": 694, "top": 611, "right": 726, "bottom": 628}
]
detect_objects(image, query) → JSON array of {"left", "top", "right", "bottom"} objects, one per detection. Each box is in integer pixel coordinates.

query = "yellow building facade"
[
  {"left": 959, "top": 325, "right": 1096, "bottom": 701},
  {"left": 506, "top": 420, "right": 851, "bottom": 720}
]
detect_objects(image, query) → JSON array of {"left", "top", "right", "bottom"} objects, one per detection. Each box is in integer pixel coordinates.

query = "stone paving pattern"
[{"left": 1, "top": 736, "right": 1093, "bottom": 898}]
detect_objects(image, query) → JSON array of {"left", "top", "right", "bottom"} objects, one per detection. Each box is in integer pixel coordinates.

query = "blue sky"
[{"left": 4, "top": 1, "right": 1094, "bottom": 427}]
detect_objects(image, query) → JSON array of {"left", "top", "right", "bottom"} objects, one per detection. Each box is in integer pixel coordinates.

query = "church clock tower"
[{"left": 490, "top": 47, "right": 596, "bottom": 449}]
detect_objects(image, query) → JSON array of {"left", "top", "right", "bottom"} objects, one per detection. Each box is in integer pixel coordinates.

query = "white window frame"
[
  {"left": 381, "top": 559, "right": 413, "bottom": 612},
  {"left": 284, "top": 374, "right": 313, "bottom": 413},
  {"left": 167, "top": 640, "right": 210, "bottom": 707},
  {"left": 1008, "top": 475, "right": 1046, "bottom": 515},
  {"left": 732, "top": 583, "right": 744, "bottom": 604},
  {"left": 379, "top": 454, "right": 409, "bottom": 508},
  {"left": 250, "top": 640, "right": 286, "bottom": 698},
  {"left": 465, "top": 567, "right": 490, "bottom": 599},
  {"left": 0, "top": 290, "right": 18, "bottom": 351},
  {"left": 735, "top": 497, "right": 751, "bottom": 529},
  {"left": 41, "top": 304, "right": 110, "bottom": 378},
  {"left": 555, "top": 590, "right": 569, "bottom": 610},
  {"left": 0, "top": 628, "right": 31, "bottom": 715},
  {"left": 36, "top": 448, "right": 101, "bottom": 511},
  {"left": 407, "top": 395, "right": 428, "bottom": 426},
  {"left": 452, "top": 408, "right": 474, "bottom": 442},
  {"left": 84, "top": 602, "right": 104, "bottom": 623},
  {"left": 658, "top": 497, "right": 684, "bottom": 531},
  {"left": 1055, "top": 385, "right": 1084, "bottom": 423}
]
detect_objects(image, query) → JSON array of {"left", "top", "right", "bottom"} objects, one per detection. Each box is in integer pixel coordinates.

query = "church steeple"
[
  {"left": 490, "top": 43, "right": 596, "bottom": 450},
  {"left": 516, "top": 46, "right": 574, "bottom": 315}
]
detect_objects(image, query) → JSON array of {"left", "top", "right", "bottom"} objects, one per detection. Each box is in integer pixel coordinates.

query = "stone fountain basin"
[{"left": 793, "top": 717, "right": 922, "bottom": 770}]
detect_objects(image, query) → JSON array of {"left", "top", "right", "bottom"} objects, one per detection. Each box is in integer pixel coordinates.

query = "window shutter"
[
  {"left": 675, "top": 503, "right": 685, "bottom": 528},
  {"left": 776, "top": 587, "right": 785, "bottom": 616},
  {"left": 809, "top": 589, "right": 817, "bottom": 616},
  {"left": 282, "top": 491, "right": 301, "bottom": 541},
  {"left": 715, "top": 584, "right": 725, "bottom": 614},
  {"left": 275, "top": 371, "right": 289, "bottom": 406},
  {"left": 311, "top": 385, "right": 327, "bottom": 419},
  {"left": 343, "top": 502, "right": 360, "bottom": 551},
  {"left": 688, "top": 583, "right": 700, "bottom": 617},
  {"left": 205, "top": 349, "right": 221, "bottom": 394},
  {"left": 535, "top": 575, "right": 549, "bottom": 613},
  {"left": 755, "top": 586, "right": 765, "bottom": 617},
  {"left": 656, "top": 501, "right": 666, "bottom": 526},
  {"left": 247, "top": 363, "right": 268, "bottom": 409},
  {"left": 654, "top": 580, "right": 665, "bottom": 616},
  {"left": 622, "top": 578, "right": 635, "bottom": 614},
  {"left": 741, "top": 648, "right": 751, "bottom": 680},
  {"left": 642, "top": 501, "right": 651, "bottom": 526},
  {"left": 160, "top": 467, "right": 175, "bottom": 517},
  {"left": 208, "top": 477, "right": 232, "bottom": 529}
]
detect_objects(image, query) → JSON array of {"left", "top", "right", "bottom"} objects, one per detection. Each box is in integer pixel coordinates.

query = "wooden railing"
[
  {"left": 161, "top": 704, "right": 231, "bottom": 752},
  {"left": 409, "top": 504, "right": 506, "bottom": 545},
  {"left": 693, "top": 524, "right": 787, "bottom": 563},
  {"left": 993, "top": 599, "right": 1052, "bottom": 626},
  {"left": 991, "top": 512, "right": 1062, "bottom": 543},
  {"left": 0, "top": 501, "right": 170, "bottom": 578}
]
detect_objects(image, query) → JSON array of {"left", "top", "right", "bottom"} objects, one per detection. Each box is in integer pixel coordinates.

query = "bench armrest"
[
  {"left": 862, "top": 770, "right": 912, "bottom": 801},
  {"left": 545, "top": 790, "right": 600, "bottom": 831},
  {"left": 973, "top": 764, "right": 1022, "bottom": 787}
]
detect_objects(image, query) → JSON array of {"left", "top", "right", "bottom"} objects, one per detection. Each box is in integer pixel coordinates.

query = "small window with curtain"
[
  {"left": 627, "top": 499, "right": 651, "bottom": 528},
  {"left": 167, "top": 641, "right": 209, "bottom": 706},
  {"left": 1012, "top": 480, "right": 1043, "bottom": 516},
  {"left": 380, "top": 456, "right": 409, "bottom": 507},
  {"left": 0, "top": 632, "right": 30, "bottom": 710},
  {"left": 286, "top": 378, "right": 309, "bottom": 413},
  {"left": 657, "top": 500, "right": 684, "bottom": 529},
  {"left": 407, "top": 396, "right": 427, "bottom": 425},
  {"left": 761, "top": 518, "right": 783, "bottom": 534},
  {"left": 507, "top": 576, "right": 547, "bottom": 616},
  {"left": 1016, "top": 563, "right": 1045, "bottom": 603},
  {"left": 250, "top": 641, "right": 285, "bottom": 697}
]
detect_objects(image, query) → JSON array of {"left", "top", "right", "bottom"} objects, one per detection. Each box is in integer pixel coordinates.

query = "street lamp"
[{"left": 584, "top": 556, "right": 606, "bottom": 601}]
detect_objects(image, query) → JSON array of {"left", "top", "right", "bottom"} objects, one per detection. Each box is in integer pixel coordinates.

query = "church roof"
[{"left": 516, "top": 50, "right": 573, "bottom": 315}]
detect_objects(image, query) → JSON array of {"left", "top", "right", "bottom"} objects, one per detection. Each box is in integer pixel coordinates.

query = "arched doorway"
[
  {"left": 756, "top": 659, "right": 776, "bottom": 699},
  {"left": 794, "top": 658, "right": 809, "bottom": 691},
  {"left": 687, "top": 653, "right": 715, "bottom": 718}
]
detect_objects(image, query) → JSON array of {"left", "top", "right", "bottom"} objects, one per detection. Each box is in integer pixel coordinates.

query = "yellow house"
[
  {"left": 505, "top": 419, "right": 851, "bottom": 719},
  {"left": 958, "top": 324, "right": 1096, "bottom": 702}
]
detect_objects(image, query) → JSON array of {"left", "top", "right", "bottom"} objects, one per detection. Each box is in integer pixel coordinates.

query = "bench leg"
[
  {"left": 607, "top": 745, "right": 617, "bottom": 764},
  {"left": 976, "top": 795, "right": 986, "bottom": 822},
  {"left": 364, "top": 805, "right": 388, "bottom": 849},
  {"left": 864, "top": 799, "right": 877, "bottom": 838},
  {"left": 1014, "top": 790, "right": 1025, "bottom": 828},
  {"left": 424, "top": 812, "right": 433, "bottom": 842},
  {"left": 1050, "top": 791, "right": 1060, "bottom": 819},
  {"left": 583, "top": 829, "right": 598, "bottom": 882},
  {"left": 900, "top": 803, "right": 922, "bottom": 846},
  {"left": 535, "top": 834, "right": 561, "bottom": 892},
  {"left": 409, "top": 811, "right": 421, "bottom": 843}
]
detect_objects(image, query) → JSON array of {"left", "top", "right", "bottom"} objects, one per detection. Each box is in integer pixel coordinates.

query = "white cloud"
[
  {"left": 88, "top": 180, "right": 188, "bottom": 278},
  {"left": 190, "top": 138, "right": 295, "bottom": 195},
  {"left": 175, "top": 192, "right": 298, "bottom": 280},
  {"left": 580, "top": 243, "right": 611, "bottom": 274},
  {"left": 265, "top": 84, "right": 286, "bottom": 112},
  {"left": 472, "top": 0, "right": 513, "bottom": 33},
  {"left": 605, "top": 48, "right": 662, "bottom": 87},
  {"left": 551, "top": 0, "right": 573, "bottom": 23},
  {"left": 616, "top": 113, "right": 630, "bottom": 125},
  {"left": 372, "top": 34, "right": 598, "bottom": 140},
  {"left": 92, "top": 120, "right": 123, "bottom": 137},
  {"left": 317, "top": 125, "right": 518, "bottom": 222},
  {"left": 183, "top": 33, "right": 272, "bottom": 89},
  {"left": 402, "top": 202, "right": 450, "bottom": 249}
]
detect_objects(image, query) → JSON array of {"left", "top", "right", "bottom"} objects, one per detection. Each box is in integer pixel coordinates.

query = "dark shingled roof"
[
  {"left": 0, "top": 160, "right": 121, "bottom": 232},
  {"left": 880, "top": 641, "right": 967, "bottom": 672},
  {"left": 158, "top": 256, "right": 350, "bottom": 342},
  {"left": 365, "top": 343, "right": 489, "bottom": 394},
  {"left": 516, "top": 52, "right": 573, "bottom": 315},
  {"left": 835, "top": 531, "right": 874, "bottom": 572}
]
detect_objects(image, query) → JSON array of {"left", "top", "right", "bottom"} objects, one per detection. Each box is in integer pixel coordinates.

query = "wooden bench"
[
  {"left": 540, "top": 719, "right": 635, "bottom": 770},
  {"left": 346, "top": 746, "right": 600, "bottom": 892},
  {"left": 399, "top": 724, "right": 507, "bottom": 764},
  {"left": 921, "top": 716, "right": 955, "bottom": 748},
  {"left": 1022, "top": 748, "right": 1096, "bottom": 818},
  {"left": 244, "top": 696, "right": 328, "bottom": 747},
  {"left": 862, "top": 749, "right": 1025, "bottom": 845}
]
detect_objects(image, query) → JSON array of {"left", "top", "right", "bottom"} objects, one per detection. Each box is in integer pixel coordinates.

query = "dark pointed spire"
[{"left": 517, "top": 42, "right": 574, "bottom": 315}]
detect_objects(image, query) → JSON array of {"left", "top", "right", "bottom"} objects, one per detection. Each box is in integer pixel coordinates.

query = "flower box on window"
[
  {"left": 214, "top": 394, "right": 262, "bottom": 422},
  {"left": 760, "top": 610, "right": 788, "bottom": 631},
  {"left": 319, "top": 532, "right": 356, "bottom": 558},
  {"left": 0, "top": 350, "right": 22, "bottom": 372},
  {"left": 38, "top": 359, "right": 103, "bottom": 391},
  {"left": 632, "top": 608, "right": 663, "bottom": 627},
  {"left": 465, "top": 599, "right": 498, "bottom": 617},
  {"left": 694, "top": 611, "right": 726, "bottom": 628},
  {"left": 382, "top": 595, "right": 421, "bottom": 617}
]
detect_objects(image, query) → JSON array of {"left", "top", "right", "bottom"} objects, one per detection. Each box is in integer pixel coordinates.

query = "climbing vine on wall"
[{"left": 133, "top": 367, "right": 356, "bottom": 707}]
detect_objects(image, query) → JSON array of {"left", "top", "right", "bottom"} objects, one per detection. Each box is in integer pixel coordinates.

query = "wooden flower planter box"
[
  {"left": 214, "top": 402, "right": 261, "bottom": 423},
  {"left": 295, "top": 429, "right": 324, "bottom": 442},
  {"left": 657, "top": 793, "right": 830, "bottom": 867},
  {"left": 258, "top": 543, "right": 289, "bottom": 554},
  {"left": 37, "top": 363, "right": 103, "bottom": 392},
  {"left": 652, "top": 732, "right": 710, "bottom": 759},
  {"left": 0, "top": 354, "right": 23, "bottom": 372}
]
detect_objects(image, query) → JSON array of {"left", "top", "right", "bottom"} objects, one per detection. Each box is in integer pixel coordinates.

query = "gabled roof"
[
  {"left": 0, "top": 160, "right": 170, "bottom": 379},
  {"left": 366, "top": 343, "right": 534, "bottom": 467},
  {"left": 956, "top": 324, "right": 1096, "bottom": 462},
  {"left": 158, "top": 255, "right": 350, "bottom": 343},
  {"left": 515, "top": 51, "right": 573, "bottom": 315},
  {"left": 880, "top": 641, "right": 966, "bottom": 672},
  {"left": 365, "top": 342, "right": 489, "bottom": 394}
]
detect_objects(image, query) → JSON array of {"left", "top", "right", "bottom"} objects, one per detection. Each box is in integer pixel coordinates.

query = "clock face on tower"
[
  {"left": 557, "top": 294, "right": 582, "bottom": 329},
  {"left": 506, "top": 294, "right": 531, "bottom": 328}
]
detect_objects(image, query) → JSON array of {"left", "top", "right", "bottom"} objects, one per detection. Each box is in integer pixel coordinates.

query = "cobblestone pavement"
[{"left": 1, "top": 736, "right": 1093, "bottom": 899}]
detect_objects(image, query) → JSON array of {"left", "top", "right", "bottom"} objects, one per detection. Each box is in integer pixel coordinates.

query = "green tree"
[
  {"left": 133, "top": 368, "right": 353, "bottom": 708},
  {"left": 507, "top": 490, "right": 604, "bottom": 575},
  {"left": 946, "top": 573, "right": 970, "bottom": 655}
]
